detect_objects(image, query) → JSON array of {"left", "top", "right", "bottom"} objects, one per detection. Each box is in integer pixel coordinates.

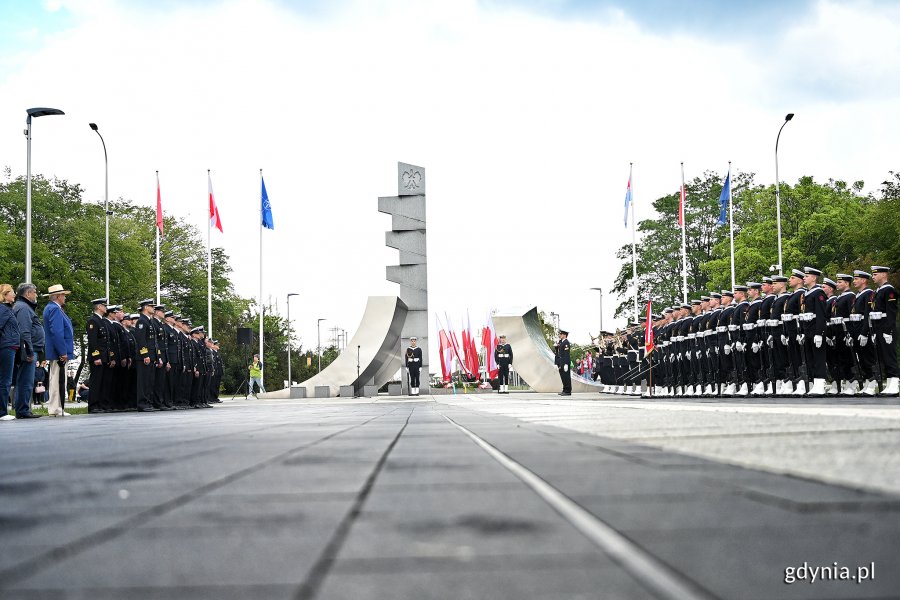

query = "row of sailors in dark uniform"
[
  {"left": 593, "top": 266, "right": 898, "bottom": 397},
  {"left": 86, "top": 298, "right": 224, "bottom": 413}
]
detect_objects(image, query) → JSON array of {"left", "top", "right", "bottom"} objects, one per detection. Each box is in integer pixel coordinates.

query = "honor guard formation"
[
  {"left": 592, "top": 266, "right": 898, "bottom": 398},
  {"left": 87, "top": 298, "right": 224, "bottom": 413}
]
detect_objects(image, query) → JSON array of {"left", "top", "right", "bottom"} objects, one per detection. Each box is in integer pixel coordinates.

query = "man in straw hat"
[{"left": 42, "top": 284, "right": 74, "bottom": 416}]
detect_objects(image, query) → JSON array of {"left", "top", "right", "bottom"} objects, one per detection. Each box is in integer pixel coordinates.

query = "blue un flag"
[{"left": 261, "top": 176, "right": 274, "bottom": 230}]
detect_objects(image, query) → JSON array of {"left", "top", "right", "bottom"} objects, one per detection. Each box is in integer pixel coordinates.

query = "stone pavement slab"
[{"left": 1, "top": 394, "right": 899, "bottom": 599}]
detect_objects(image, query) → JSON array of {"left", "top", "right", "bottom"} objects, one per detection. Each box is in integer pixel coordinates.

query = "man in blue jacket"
[
  {"left": 43, "top": 284, "right": 74, "bottom": 417},
  {"left": 12, "top": 283, "right": 44, "bottom": 418}
]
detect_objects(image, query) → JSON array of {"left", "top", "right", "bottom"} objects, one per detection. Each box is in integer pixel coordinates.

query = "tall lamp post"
[
  {"left": 287, "top": 293, "right": 299, "bottom": 387},
  {"left": 590, "top": 287, "right": 604, "bottom": 333},
  {"left": 89, "top": 123, "right": 110, "bottom": 300},
  {"left": 774, "top": 113, "right": 794, "bottom": 276},
  {"left": 317, "top": 318, "right": 326, "bottom": 373},
  {"left": 24, "top": 107, "right": 65, "bottom": 284}
]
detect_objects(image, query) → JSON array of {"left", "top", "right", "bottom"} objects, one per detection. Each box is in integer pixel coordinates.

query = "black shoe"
[
  {"left": 560, "top": 392, "right": 571, "bottom": 396},
  {"left": 17, "top": 413, "right": 43, "bottom": 418},
  {"left": 157, "top": 406, "right": 173, "bottom": 411},
  {"left": 138, "top": 407, "right": 157, "bottom": 412}
]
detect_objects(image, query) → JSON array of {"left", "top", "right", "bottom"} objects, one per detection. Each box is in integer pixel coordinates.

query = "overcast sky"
[{"left": 2, "top": 0, "right": 899, "bottom": 366}]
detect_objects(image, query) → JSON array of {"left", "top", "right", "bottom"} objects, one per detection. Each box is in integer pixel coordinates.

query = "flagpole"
[
  {"left": 680, "top": 162, "right": 688, "bottom": 303},
  {"left": 207, "top": 169, "right": 213, "bottom": 340},
  {"left": 728, "top": 161, "right": 735, "bottom": 290},
  {"left": 259, "top": 168, "right": 265, "bottom": 389},
  {"left": 629, "top": 162, "right": 638, "bottom": 322},
  {"left": 155, "top": 171, "right": 161, "bottom": 305}
]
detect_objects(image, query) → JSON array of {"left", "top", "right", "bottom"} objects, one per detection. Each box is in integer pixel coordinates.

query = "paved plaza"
[{"left": 1, "top": 392, "right": 899, "bottom": 599}]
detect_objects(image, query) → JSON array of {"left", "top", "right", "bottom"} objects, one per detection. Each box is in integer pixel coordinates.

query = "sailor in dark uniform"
[
  {"left": 107, "top": 306, "right": 129, "bottom": 411},
  {"left": 404, "top": 336, "right": 423, "bottom": 396},
  {"left": 122, "top": 313, "right": 138, "bottom": 409},
  {"left": 871, "top": 266, "right": 898, "bottom": 395},
  {"left": 744, "top": 283, "right": 765, "bottom": 396},
  {"left": 822, "top": 278, "right": 841, "bottom": 394},
  {"left": 153, "top": 305, "right": 172, "bottom": 410},
  {"left": 730, "top": 285, "right": 750, "bottom": 397},
  {"left": 494, "top": 334, "right": 513, "bottom": 394},
  {"left": 850, "top": 271, "right": 878, "bottom": 395},
  {"left": 759, "top": 277, "right": 777, "bottom": 396},
  {"left": 769, "top": 276, "right": 791, "bottom": 394},
  {"left": 86, "top": 298, "right": 109, "bottom": 414},
  {"left": 833, "top": 274, "right": 858, "bottom": 395},
  {"left": 133, "top": 299, "right": 159, "bottom": 412},
  {"left": 799, "top": 267, "right": 828, "bottom": 396},
  {"left": 785, "top": 269, "right": 807, "bottom": 395},
  {"left": 554, "top": 329, "right": 572, "bottom": 395}
]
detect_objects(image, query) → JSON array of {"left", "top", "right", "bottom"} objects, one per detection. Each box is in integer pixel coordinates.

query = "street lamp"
[
  {"left": 24, "top": 107, "right": 65, "bottom": 284},
  {"left": 287, "top": 293, "right": 299, "bottom": 387},
  {"left": 89, "top": 123, "right": 110, "bottom": 300},
  {"left": 590, "top": 287, "right": 604, "bottom": 333},
  {"left": 317, "top": 318, "right": 326, "bottom": 373},
  {"left": 774, "top": 112, "right": 794, "bottom": 276}
]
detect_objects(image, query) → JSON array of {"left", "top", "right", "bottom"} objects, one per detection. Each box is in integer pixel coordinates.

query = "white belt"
[
  {"left": 742, "top": 323, "right": 755, "bottom": 330},
  {"left": 798, "top": 313, "right": 815, "bottom": 321},
  {"left": 766, "top": 319, "right": 779, "bottom": 327},
  {"left": 676, "top": 336, "right": 684, "bottom": 342},
  {"left": 728, "top": 325, "right": 739, "bottom": 332},
  {"left": 703, "top": 330, "right": 712, "bottom": 337},
  {"left": 829, "top": 317, "right": 845, "bottom": 325},
  {"left": 687, "top": 333, "right": 696, "bottom": 339},
  {"left": 781, "top": 314, "right": 795, "bottom": 321},
  {"left": 627, "top": 349, "right": 638, "bottom": 356},
  {"left": 849, "top": 314, "right": 864, "bottom": 322},
  {"left": 716, "top": 326, "right": 726, "bottom": 333},
  {"left": 756, "top": 319, "right": 767, "bottom": 326},
  {"left": 498, "top": 354, "right": 509, "bottom": 358},
  {"left": 870, "top": 312, "right": 885, "bottom": 320},
  {"left": 662, "top": 341, "right": 670, "bottom": 347}
]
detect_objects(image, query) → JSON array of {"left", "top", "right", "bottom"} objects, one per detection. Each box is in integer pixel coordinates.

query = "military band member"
[
  {"left": 871, "top": 266, "right": 898, "bottom": 395},
  {"left": 404, "top": 337, "right": 422, "bottom": 396},
  {"left": 494, "top": 334, "right": 513, "bottom": 394},
  {"left": 554, "top": 329, "right": 572, "bottom": 395}
]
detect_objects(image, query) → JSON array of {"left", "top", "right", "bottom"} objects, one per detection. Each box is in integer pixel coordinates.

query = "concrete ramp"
[
  {"left": 493, "top": 307, "right": 604, "bottom": 393},
  {"left": 297, "top": 296, "right": 408, "bottom": 397}
]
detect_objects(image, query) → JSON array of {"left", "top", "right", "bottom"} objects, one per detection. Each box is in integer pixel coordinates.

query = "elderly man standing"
[
  {"left": 43, "top": 284, "right": 74, "bottom": 417},
  {"left": 13, "top": 283, "right": 44, "bottom": 418}
]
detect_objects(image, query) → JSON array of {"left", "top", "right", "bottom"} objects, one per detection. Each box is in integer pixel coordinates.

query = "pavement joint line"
[
  {"left": 0, "top": 412, "right": 393, "bottom": 591},
  {"left": 294, "top": 407, "right": 415, "bottom": 600},
  {"left": 441, "top": 412, "right": 720, "bottom": 600}
]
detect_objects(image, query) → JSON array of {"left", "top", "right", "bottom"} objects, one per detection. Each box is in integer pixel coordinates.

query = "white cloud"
[{"left": 0, "top": 0, "right": 897, "bottom": 368}]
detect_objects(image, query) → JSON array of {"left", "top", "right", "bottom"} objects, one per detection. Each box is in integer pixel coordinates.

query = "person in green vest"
[{"left": 247, "top": 354, "right": 265, "bottom": 398}]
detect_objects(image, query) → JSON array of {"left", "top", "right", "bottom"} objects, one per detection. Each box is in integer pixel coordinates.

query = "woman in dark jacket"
[{"left": 0, "top": 284, "right": 20, "bottom": 420}]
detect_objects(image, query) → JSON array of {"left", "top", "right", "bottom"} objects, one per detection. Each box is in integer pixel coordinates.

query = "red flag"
[
  {"left": 208, "top": 173, "right": 223, "bottom": 233},
  {"left": 444, "top": 314, "right": 469, "bottom": 375},
  {"left": 466, "top": 312, "right": 480, "bottom": 376},
  {"left": 482, "top": 315, "right": 498, "bottom": 379},
  {"left": 678, "top": 184, "right": 685, "bottom": 227},
  {"left": 155, "top": 174, "right": 164, "bottom": 235},
  {"left": 644, "top": 298, "right": 655, "bottom": 354}
]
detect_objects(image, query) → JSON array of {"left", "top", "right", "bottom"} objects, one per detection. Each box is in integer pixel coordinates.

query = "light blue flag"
[
  {"left": 624, "top": 176, "right": 632, "bottom": 228},
  {"left": 261, "top": 176, "right": 274, "bottom": 230},
  {"left": 717, "top": 171, "right": 730, "bottom": 226}
]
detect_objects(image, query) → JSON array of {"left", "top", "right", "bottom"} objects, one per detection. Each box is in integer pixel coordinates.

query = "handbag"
[{"left": 35, "top": 384, "right": 46, "bottom": 394}]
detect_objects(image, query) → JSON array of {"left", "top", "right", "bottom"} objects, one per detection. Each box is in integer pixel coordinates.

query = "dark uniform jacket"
[
  {"left": 801, "top": 285, "right": 828, "bottom": 337},
  {"left": 405, "top": 346, "right": 423, "bottom": 369},
  {"left": 554, "top": 338, "right": 571, "bottom": 368},
  {"left": 134, "top": 313, "right": 157, "bottom": 362},
  {"left": 87, "top": 312, "right": 109, "bottom": 364},
  {"left": 871, "top": 284, "right": 897, "bottom": 336},
  {"left": 494, "top": 343, "right": 513, "bottom": 367}
]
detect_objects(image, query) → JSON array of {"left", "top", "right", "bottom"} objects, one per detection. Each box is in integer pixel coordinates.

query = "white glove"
[
  {"left": 814, "top": 335, "right": 822, "bottom": 348},
  {"left": 752, "top": 342, "right": 760, "bottom": 353},
  {"left": 563, "top": 364, "right": 568, "bottom": 372},
  {"left": 825, "top": 336, "right": 834, "bottom": 347},
  {"left": 845, "top": 334, "right": 853, "bottom": 346},
  {"left": 724, "top": 344, "right": 731, "bottom": 355},
  {"left": 858, "top": 334, "right": 868, "bottom": 347},
  {"left": 696, "top": 350, "right": 701, "bottom": 359},
  {"left": 886, "top": 333, "right": 894, "bottom": 345},
  {"left": 781, "top": 335, "right": 789, "bottom": 346},
  {"left": 796, "top": 334, "right": 806, "bottom": 345},
  {"left": 767, "top": 335, "right": 774, "bottom": 348}
]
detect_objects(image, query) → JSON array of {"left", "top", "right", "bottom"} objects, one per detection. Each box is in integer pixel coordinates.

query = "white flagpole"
[
  {"left": 259, "top": 168, "right": 265, "bottom": 389},
  {"left": 629, "top": 162, "right": 638, "bottom": 322},
  {"left": 155, "top": 171, "right": 161, "bottom": 305},
  {"left": 680, "top": 162, "right": 688, "bottom": 303},
  {"left": 207, "top": 169, "right": 213, "bottom": 340},
  {"left": 728, "top": 161, "right": 735, "bottom": 290}
]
